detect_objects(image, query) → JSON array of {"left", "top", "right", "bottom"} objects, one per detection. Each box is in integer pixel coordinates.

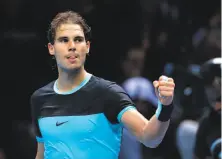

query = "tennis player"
[{"left": 31, "top": 11, "right": 175, "bottom": 159}]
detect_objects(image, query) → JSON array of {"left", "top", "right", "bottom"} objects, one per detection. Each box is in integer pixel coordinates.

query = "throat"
[{"left": 56, "top": 69, "right": 89, "bottom": 93}]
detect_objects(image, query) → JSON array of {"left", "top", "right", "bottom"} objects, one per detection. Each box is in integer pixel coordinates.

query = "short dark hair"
[{"left": 47, "top": 11, "right": 91, "bottom": 44}]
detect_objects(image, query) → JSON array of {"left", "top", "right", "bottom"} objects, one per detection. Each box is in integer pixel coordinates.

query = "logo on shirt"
[{"left": 56, "top": 121, "right": 68, "bottom": 126}]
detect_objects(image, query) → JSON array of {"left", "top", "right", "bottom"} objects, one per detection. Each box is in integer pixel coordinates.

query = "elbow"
[
  {"left": 143, "top": 136, "right": 164, "bottom": 148},
  {"left": 143, "top": 140, "right": 161, "bottom": 148},
  {"left": 149, "top": 144, "right": 159, "bottom": 148},
  {"left": 144, "top": 143, "right": 160, "bottom": 148}
]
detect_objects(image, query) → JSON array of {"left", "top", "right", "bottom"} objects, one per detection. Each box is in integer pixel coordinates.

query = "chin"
[
  {"left": 67, "top": 66, "right": 81, "bottom": 71},
  {"left": 58, "top": 61, "right": 84, "bottom": 73},
  {"left": 65, "top": 65, "right": 83, "bottom": 72}
]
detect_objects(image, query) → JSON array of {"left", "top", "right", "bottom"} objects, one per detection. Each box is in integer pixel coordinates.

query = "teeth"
[{"left": 67, "top": 55, "right": 77, "bottom": 59}]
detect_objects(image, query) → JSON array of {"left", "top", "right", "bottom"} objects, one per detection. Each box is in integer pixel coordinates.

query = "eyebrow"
[
  {"left": 74, "top": 36, "right": 85, "bottom": 39},
  {"left": 56, "top": 36, "right": 68, "bottom": 40},
  {"left": 57, "top": 36, "right": 84, "bottom": 40}
]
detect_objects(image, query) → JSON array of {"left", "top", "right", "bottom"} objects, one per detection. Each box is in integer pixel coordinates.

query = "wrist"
[{"left": 155, "top": 100, "right": 173, "bottom": 122}]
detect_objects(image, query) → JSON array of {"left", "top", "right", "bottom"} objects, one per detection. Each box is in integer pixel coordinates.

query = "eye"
[
  {"left": 74, "top": 37, "right": 84, "bottom": 43},
  {"left": 58, "top": 38, "right": 68, "bottom": 43}
]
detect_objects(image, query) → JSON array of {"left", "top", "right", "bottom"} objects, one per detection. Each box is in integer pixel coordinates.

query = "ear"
[
  {"left": 48, "top": 43, "right": 55, "bottom": 55},
  {"left": 86, "top": 41, "right": 90, "bottom": 54}
]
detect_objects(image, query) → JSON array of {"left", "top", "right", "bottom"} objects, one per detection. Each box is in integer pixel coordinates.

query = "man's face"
[{"left": 48, "top": 23, "right": 90, "bottom": 72}]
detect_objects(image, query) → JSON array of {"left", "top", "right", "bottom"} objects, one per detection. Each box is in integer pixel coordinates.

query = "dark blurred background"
[{"left": 0, "top": 0, "right": 221, "bottom": 158}]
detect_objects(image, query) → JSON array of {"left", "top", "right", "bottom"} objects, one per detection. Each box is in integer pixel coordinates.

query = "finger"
[
  {"left": 153, "top": 81, "right": 159, "bottom": 88},
  {"left": 159, "top": 81, "right": 175, "bottom": 87},
  {"left": 158, "top": 86, "right": 174, "bottom": 91},
  {"left": 167, "top": 78, "right": 174, "bottom": 82},
  {"left": 159, "top": 75, "right": 168, "bottom": 81},
  {"left": 158, "top": 91, "right": 174, "bottom": 97}
]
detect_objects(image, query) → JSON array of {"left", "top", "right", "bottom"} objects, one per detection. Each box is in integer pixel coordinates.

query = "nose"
[{"left": 68, "top": 41, "right": 76, "bottom": 52}]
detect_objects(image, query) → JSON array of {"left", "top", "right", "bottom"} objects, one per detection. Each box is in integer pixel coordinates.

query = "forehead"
[{"left": 55, "top": 24, "right": 84, "bottom": 38}]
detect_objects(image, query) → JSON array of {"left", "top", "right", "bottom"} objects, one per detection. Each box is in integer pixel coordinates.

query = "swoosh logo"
[{"left": 56, "top": 121, "right": 68, "bottom": 126}]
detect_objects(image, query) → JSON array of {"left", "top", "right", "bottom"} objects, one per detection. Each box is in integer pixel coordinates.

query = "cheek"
[
  {"left": 80, "top": 52, "right": 87, "bottom": 62},
  {"left": 79, "top": 47, "right": 88, "bottom": 58},
  {"left": 78, "top": 43, "right": 88, "bottom": 53},
  {"left": 54, "top": 49, "right": 65, "bottom": 63},
  {"left": 81, "top": 48, "right": 88, "bottom": 54}
]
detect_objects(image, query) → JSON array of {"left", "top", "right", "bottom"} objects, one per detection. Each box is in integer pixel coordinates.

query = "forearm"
[
  {"left": 121, "top": 102, "right": 173, "bottom": 148},
  {"left": 36, "top": 155, "right": 43, "bottom": 159},
  {"left": 141, "top": 114, "right": 170, "bottom": 147},
  {"left": 35, "top": 152, "right": 44, "bottom": 159},
  {"left": 35, "top": 143, "right": 44, "bottom": 159}
]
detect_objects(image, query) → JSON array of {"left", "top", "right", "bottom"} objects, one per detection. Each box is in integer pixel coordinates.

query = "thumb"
[{"left": 153, "top": 80, "right": 159, "bottom": 88}]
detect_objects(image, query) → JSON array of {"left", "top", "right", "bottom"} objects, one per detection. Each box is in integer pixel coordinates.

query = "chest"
[
  {"left": 38, "top": 114, "right": 120, "bottom": 141},
  {"left": 39, "top": 92, "right": 104, "bottom": 117}
]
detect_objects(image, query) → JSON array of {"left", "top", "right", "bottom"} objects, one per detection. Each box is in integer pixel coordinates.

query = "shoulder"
[
  {"left": 30, "top": 80, "right": 55, "bottom": 117},
  {"left": 92, "top": 76, "right": 133, "bottom": 105},
  {"left": 91, "top": 75, "right": 124, "bottom": 93},
  {"left": 31, "top": 80, "right": 55, "bottom": 104}
]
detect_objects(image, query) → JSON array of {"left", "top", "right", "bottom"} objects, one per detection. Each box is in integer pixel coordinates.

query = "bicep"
[
  {"left": 104, "top": 82, "right": 135, "bottom": 123},
  {"left": 120, "top": 108, "right": 170, "bottom": 147},
  {"left": 36, "top": 143, "right": 44, "bottom": 159},
  {"left": 31, "top": 95, "right": 43, "bottom": 138}
]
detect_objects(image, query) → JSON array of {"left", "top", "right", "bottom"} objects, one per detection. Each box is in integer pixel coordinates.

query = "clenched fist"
[{"left": 153, "top": 76, "right": 175, "bottom": 105}]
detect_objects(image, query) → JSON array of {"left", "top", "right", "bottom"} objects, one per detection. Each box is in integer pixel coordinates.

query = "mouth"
[
  {"left": 67, "top": 55, "right": 78, "bottom": 59},
  {"left": 66, "top": 54, "right": 78, "bottom": 64}
]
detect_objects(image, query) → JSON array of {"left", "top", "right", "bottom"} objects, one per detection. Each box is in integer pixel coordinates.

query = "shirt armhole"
[
  {"left": 36, "top": 136, "right": 44, "bottom": 143},
  {"left": 117, "top": 105, "right": 136, "bottom": 123}
]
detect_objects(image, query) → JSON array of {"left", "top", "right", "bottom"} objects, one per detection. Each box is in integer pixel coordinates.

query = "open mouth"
[
  {"left": 66, "top": 55, "right": 78, "bottom": 63},
  {"left": 67, "top": 55, "right": 77, "bottom": 59}
]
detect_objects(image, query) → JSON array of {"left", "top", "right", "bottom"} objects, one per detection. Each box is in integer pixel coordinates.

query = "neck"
[{"left": 57, "top": 67, "right": 87, "bottom": 92}]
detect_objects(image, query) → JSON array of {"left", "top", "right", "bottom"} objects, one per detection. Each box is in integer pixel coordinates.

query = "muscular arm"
[
  {"left": 121, "top": 108, "right": 169, "bottom": 148},
  {"left": 35, "top": 143, "right": 44, "bottom": 159},
  {"left": 105, "top": 76, "right": 173, "bottom": 148}
]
